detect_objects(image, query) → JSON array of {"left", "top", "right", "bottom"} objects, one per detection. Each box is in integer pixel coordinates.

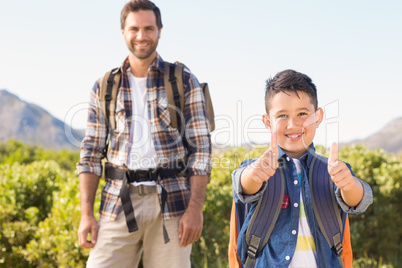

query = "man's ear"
[
  {"left": 262, "top": 114, "right": 271, "bottom": 131},
  {"left": 315, "top": 107, "right": 324, "bottom": 128}
]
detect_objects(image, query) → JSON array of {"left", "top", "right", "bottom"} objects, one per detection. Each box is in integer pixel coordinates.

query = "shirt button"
[
  {"left": 292, "top": 230, "right": 297, "bottom": 235},
  {"left": 286, "top": 157, "right": 290, "bottom": 161},
  {"left": 294, "top": 180, "right": 298, "bottom": 185},
  {"left": 285, "top": 256, "right": 290, "bottom": 261},
  {"left": 294, "top": 203, "right": 299, "bottom": 208}
]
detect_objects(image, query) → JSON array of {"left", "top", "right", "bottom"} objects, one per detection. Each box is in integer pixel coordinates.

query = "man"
[{"left": 77, "top": 1, "right": 212, "bottom": 267}]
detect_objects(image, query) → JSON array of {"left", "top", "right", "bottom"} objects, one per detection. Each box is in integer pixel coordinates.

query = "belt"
[
  {"left": 129, "top": 184, "right": 157, "bottom": 195},
  {"left": 105, "top": 167, "right": 158, "bottom": 182},
  {"left": 105, "top": 165, "right": 186, "bottom": 182},
  {"left": 104, "top": 164, "right": 187, "bottom": 243}
]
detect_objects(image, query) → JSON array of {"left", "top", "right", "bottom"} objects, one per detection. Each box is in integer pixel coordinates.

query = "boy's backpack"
[
  {"left": 228, "top": 154, "right": 353, "bottom": 268},
  {"left": 99, "top": 61, "right": 215, "bottom": 134}
]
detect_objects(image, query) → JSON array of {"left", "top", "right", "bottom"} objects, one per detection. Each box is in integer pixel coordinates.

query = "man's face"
[
  {"left": 122, "top": 10, "right": 161, "bottom": 60},
  {"left": 262, "top": 91, "right": 323, "bottom": 159}
]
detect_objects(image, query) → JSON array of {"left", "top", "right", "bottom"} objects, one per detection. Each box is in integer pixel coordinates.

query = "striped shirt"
[
  {"left": 77, "top": 54, "right": 212, "bottom": 220},
  {"left": 290, "top": 158, "right": 317, "bottom": 268}
]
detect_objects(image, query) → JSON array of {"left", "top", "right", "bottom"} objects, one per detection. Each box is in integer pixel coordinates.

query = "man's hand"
[
  {"left": 78, "top": 215, "right": 98, "bottom": 248},
  {"left": 328, "top": 142, "right": 363, "bottom": 206},
  {"left": 241, "top": 132, "right": 279, "bottom": 194},
  {"left": 178, "top": 175, "right": 208, "bottom": 247},
  {"left": 178, "top": 205, "right": 203, "bottom": 247}
]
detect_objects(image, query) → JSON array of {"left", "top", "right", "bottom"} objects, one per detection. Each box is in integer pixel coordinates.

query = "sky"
[{"left": 1, "top": 0, "right": 401, "bottom": 149}]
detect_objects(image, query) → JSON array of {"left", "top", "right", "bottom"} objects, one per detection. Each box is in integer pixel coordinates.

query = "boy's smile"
[{"left": 263, "top": 91, "right": 323, "bottom": 159}]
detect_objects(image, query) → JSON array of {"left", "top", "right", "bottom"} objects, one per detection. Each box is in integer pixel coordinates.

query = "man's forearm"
[
  {"left": 187, "top": 175, "right": 209, "bottom": 211},
  {"left": 79, "top": 172, "right": 101, "bottom": 217}
]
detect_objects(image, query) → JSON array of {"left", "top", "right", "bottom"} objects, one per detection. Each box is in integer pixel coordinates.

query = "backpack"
[
  {"left": 99, "top": 61, "right": 215, "bottom": 134},
  {"left": 228, "top": 154, "right": 353, "bottom": 268}
]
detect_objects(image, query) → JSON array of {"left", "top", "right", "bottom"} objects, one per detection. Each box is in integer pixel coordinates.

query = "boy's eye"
[
  {"left": 277, "top": 114, "right": 287, "bottom": 119},
  {"left": 298, "top": 112, "right": 308, "bottom": 116}
]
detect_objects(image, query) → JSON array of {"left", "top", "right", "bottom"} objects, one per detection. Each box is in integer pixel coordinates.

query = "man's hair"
[
  {"left": 264, "top": 69, "right": 318, "bottom": 114},
  {"left": 120, "top": 0, "right": 163, "bottom": 29}
]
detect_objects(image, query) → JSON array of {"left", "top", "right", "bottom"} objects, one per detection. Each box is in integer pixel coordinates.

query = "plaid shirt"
[{"left": 77, "top": 54, "right": 212, "bottom": 220}]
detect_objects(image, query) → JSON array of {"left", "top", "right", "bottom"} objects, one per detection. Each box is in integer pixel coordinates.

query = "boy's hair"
[
  {"left": 121, "top": 0, "right": 163, "bottom": 30},
  {"left": 264, "top": 69, "right": 318, "bottom": 114}
]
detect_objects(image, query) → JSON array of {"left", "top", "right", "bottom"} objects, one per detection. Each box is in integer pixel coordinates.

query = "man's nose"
[{"left": 137, "top": 29, "right": 145, "bottom": 39}]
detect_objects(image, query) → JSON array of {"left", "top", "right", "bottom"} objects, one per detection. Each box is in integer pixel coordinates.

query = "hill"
[
  {"left": 0, "top": 89, "right": 83, "bottom": 151},
  {"left": 347, "top": 117, "right": 402, "bottom": 154}
]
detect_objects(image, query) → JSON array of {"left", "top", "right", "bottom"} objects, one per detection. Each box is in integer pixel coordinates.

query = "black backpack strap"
[
  {"left": 168, "top": 64, "right": 183, "bottom": 135},
  {"left": 244, "top": 167, "right": 285, "bottom": 268},
  {"left": 119, "top": 169, "right": 139, "bottom": 233},
  {"left": 100, "top": 67, "right": 121, "bottom": 156},
  {"left": 309, "top": 154, "right": 345, "bottom": 267}
]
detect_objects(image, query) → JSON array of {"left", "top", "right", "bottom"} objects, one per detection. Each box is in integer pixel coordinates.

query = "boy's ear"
[
  {"left": 262, "top": 114, "right": 271, "bottom": 130},
  {"left": 316, "top": 107, "right": 324, "bottom": 128}
]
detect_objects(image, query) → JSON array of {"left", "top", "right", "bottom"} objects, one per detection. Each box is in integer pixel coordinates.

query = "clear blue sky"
[{"left": 1, "top": 0, "right": 401, "bottom": 148}]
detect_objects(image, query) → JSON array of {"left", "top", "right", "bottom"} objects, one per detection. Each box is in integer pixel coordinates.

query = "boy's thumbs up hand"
[
  {"left": 328, "top": 142, "right": 355, "bottom": 192},
  {"left": 243, "top": 132, "right": 279, "bottom": 184}
]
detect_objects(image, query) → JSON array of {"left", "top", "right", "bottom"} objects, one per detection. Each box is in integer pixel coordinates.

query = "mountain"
[
  {"left": 0, "top": 89, "right": 84, "bottom": 151},
  {"left": 347, "top": 117, "right": 402, "bottom": 154}
]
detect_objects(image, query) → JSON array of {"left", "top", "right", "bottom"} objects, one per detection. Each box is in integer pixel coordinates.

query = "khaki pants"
[{"left": 87, "top": 186, "right": 191, "bottom": 268}]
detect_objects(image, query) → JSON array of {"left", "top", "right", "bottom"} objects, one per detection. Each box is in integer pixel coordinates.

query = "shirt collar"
[
  {"left": 277, "top": 143, "right": 317, "bottom": 167},
  {"left": 120, "top": 53, "right": 165, "bottom": 74}
]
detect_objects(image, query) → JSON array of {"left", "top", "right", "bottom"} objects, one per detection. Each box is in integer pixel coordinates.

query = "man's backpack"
[
  {"left": 228, "top": 154, "right": 353, "bottom": 268},
  {"left": 99, "top": 61, "right": 215, "bottom": 134}
]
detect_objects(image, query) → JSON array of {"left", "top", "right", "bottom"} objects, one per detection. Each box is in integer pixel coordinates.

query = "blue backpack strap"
[
  {"left": 244, "top": 167, "right": 285, "bottom": 268},
  {"left": 235, "top": 202, "right": 248, "bottom": 233},
  {"left": 309, "top": 154, "right": 345, "bottom": 267}
]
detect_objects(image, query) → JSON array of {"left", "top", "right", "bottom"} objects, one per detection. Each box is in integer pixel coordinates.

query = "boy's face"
[{"left": 263, "top": 91, "right": 323, "bottom": 159}]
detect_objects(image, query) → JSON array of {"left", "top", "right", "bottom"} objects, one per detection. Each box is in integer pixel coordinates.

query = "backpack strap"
[
  {"left": 164, "top": 61, "right": 215, "bottom": 133},
  {"left": 309, "top": 154, "right": 345, "bottom": 268},
  {"left": 244, "top": 167, "right": 285, "bottom": 268},
  {"left": 200, "top": 83, "right": 215, "bottom": 131},
  {"left": 99, "top": 67, "right": 121, "bottom": 157},
  {"left": 100, "top": 67, "right": 121, "bottom": 131},
  {"left": 163, "top": 62, "right": 185, "bottom": 134}
]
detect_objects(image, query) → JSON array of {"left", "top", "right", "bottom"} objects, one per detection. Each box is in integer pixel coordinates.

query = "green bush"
[
  {"left": 24, "top": 170, "right": 89, "bottom": 268},
  {"left": 339, "top": 145, "right": 402, "bottom": 267},
  {"left": 0, "top": 140, "right": 79, "bottom": 171},
  {"left": 0, "top": 161, "right": 64, "bottom": 267}
]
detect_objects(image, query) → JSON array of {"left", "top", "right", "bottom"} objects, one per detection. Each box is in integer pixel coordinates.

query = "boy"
[{"left": 231, "top": 69, "right": 373, "bottom": 267}]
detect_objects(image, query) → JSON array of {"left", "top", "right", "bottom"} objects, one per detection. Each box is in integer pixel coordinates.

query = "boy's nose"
[{"left": 288, "top": 117, "right": 300, "bottom": 128}]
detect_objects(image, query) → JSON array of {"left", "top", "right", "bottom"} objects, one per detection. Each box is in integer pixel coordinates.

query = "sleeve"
[
  {"left": 182, "top": 72, "right": 212, "bottom": 178},
  {"left": 232, "top": 159, "right": 268, "bottom": 204},
  {"left": 76, "top": 79, "right": 108, "bottom": 177},
  {"left": 335, "top": 163, "right": 374, "bottom": 215}
]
